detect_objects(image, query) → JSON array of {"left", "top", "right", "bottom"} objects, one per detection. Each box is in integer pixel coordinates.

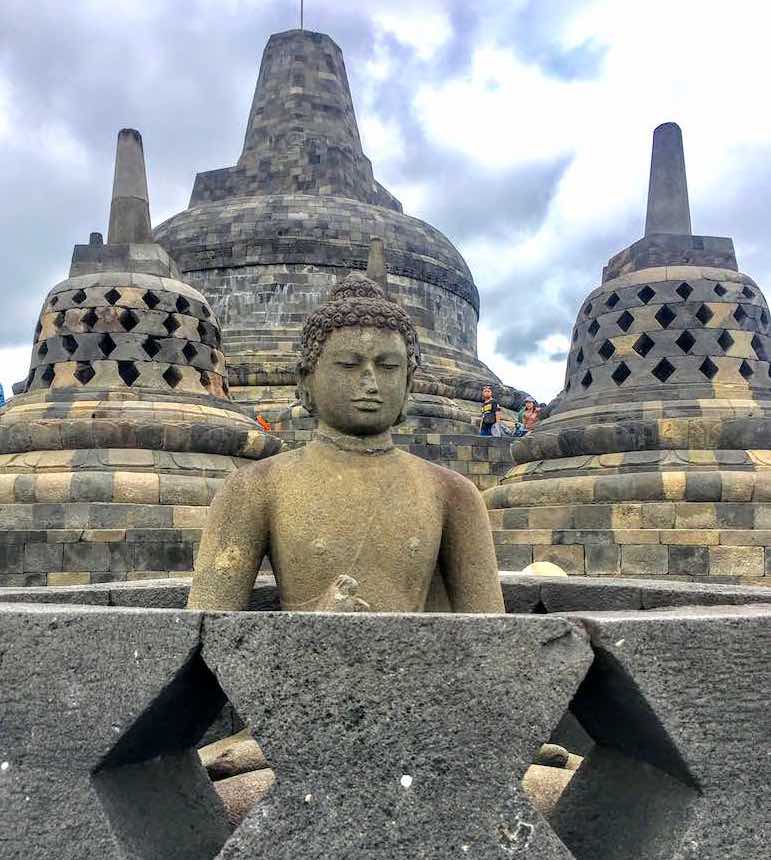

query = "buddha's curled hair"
[{"left": 297, "top": 273, "right": 421, "bottom": 376}]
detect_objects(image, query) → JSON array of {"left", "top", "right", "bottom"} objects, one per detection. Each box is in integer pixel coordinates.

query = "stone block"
[
  {"left": 495, "top": 544, "right": 533, "bottom": 572},
  {"left": 660, "top": 529, "right": 719, "bottom": 545},
  {"left": 112, "top": 472, "right": 160, "bottom": 504},
  {"left": 63, "top": 542, "right": 111, "bottom": 572},
  {"left": 675, "top": 502, "right": 717, "bottom": 529},
  {"left": 718, "top": 529, "right": 771, "bottom": 546},
  {"left": 202, "top": 611, "right": 593, "bottom": 857},
  {"left": 71, "top": 472, "right": 114, "bottom": 503},
  {"left": 172, "top": 506, "right": 209, "bottom": 529},
  {"left": 585, "top": 544, "right": 620, "bottom": 576},
  {"left": 84, "top": 529, "right": 127, "bottom": 542},
  {"left": 610, "top": 504, "right": 643, "bottom": 529},
  {"left": 684, "top": 472, "right": 722, "bottom": 502},
  {"left": 47, "top": 528, "right": 83, "bottom": 543},
  {"left": 528, "top": 506, "right": 575, "bottom": 529},
  {"left": 107, "top": 542, "right": 134, "bottom": 572},
  {"left": 501, "top": 508, "right": 529, "bottom": 529},
  {"left": 132, "top": 542, "right": 193, "bottom": 572},
  {"left": 553, "top": 605, "right": 771, "bottom": 859},
  {"left": 621, "top": 544, "right": 668, "bottom": 576},
  {"left": 33, "top": 473, "right": 72, "bottom": 503},
  {"left": 495, "top": 529, "right": 553, "bottom": 545},
  {"left": 49, "top": 572, "right": 92, "bottom": 586},
  {"left": 0, "top": 543, "right": 23, "bottom": 574},
  {"left": 640, "top": 502, "right": 675, "bottom": 529},
  {"left": 708, "top": 546, "right": 764, "bottom": 579},
  {"left": 533, "top": 545, "right": 585, "bottom": 575},
  {"left": 668, "top": 545, "right": 709, "bottom": 577},
  {"left": 573, "top": 504, "right": 612, "bottom": 529},
  {"left": 612, "top": 529, "right": 661, "bottom": 544},
  {"left": 23, "top": 542, "right": 63, "bottom": 573},
  {"left": 0, "top": 604, "right": 228, "bottom": 859}
]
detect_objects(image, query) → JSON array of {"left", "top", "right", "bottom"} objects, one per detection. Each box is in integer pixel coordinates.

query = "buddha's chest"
[{"left": 269, "top": 464, "right": 444, "bottom": 588}]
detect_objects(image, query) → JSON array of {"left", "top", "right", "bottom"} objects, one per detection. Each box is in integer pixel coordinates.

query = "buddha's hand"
[{"left": 317, "top": 574, "right": 370, "bottom": 612}]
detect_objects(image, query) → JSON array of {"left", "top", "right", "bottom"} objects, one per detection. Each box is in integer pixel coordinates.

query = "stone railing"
[{"left": 1, "top": 578, "right": 768, "bottom": 858}]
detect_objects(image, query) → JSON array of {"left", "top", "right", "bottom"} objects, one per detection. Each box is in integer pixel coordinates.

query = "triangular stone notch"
[
  {"left": 92, "top": 649, "right": 232, "bottom": 860},
  {"left": 548, "top": 644, "right": 701, "bottom": 859}
]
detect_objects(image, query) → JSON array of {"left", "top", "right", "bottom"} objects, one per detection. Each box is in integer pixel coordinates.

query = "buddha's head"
[{"left": 297, "top": 274, "right": 421, "bottom": 436}]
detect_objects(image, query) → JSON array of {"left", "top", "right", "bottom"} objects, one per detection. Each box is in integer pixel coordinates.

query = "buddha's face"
[{"left": 304, "top": 326, "right": 410, "bottom": 436}]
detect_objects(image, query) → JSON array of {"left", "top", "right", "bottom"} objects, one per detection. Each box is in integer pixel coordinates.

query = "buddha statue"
[{"left": 187, "top": 273, "right": 504, "bottom": 613}]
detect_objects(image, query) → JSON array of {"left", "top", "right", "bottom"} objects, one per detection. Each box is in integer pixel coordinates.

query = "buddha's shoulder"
[{"left": 222, "top": 446, "right": 306, "bottom": 488}]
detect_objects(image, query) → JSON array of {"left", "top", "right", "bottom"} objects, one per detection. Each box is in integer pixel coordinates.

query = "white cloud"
[
  {"left": 0, "top": 346, "right": 30, "bottom": 403},
  {"left": 478, "top": 322, "right": 567, "bottom": 403},
  {"left": 371, "top": 2, "right": 452, "bottom": 61}
]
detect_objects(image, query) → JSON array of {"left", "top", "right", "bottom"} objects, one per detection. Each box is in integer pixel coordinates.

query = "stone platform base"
[{"left": 488, "top": 511, "right": 771, "bottom": 584}]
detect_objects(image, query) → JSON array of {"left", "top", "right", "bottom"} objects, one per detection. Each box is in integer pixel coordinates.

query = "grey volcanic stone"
[
  {"left": 0, "top": 604, "right": 228, "bottom": 859},
  {"left": 552, "top": 605, "right": 771, "bottom": 859},
  {"left": 644, "top": 122, "right": 691, "bottom": 237},
  {"left": 201, "top": 611, "right": 592, "bottom": 858}
]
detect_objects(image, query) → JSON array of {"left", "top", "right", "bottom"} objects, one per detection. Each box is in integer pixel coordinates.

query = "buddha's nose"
[{"left": 362, "top": 364, "right": 379, "bottom": 392}]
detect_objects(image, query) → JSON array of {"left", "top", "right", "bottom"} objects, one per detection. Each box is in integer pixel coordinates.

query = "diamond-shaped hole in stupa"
[
  {"left": 534, "top": 648, "right": 702, "bottom": 860},
  {"left": 91, "top": 650, "right": 275, "bottom": 858}
]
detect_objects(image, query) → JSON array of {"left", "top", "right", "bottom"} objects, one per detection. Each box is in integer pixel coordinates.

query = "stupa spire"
[
  {"left": 366, "top": 238, "right": 387, "bottom": 289},
  {"left": 107, "top": 128, "right": 152, "bottom": 244},
  {"left": 644, "top": 122, "right": 692, "bottom": 236}
]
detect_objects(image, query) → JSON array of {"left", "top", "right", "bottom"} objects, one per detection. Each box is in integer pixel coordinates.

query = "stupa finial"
[
  {"left": 644, "top": 122, "right": 692, "bottom": 236},
  {"left": 366, "top": 237, "right": 387, "bottom": 289},
  {"left": 107, "top": 128, "right": 152, "bottom": 244}
]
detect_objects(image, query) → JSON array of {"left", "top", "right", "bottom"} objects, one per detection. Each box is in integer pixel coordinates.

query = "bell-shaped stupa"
[
  {"left": 0, "top": 129, "right": 280, "bottom": 588},
  {"left": 154, "top": 28, "right": 526, "bottom": 433},
  {"left": 485, "top": 123, "right": 771, "bottom": 583}
]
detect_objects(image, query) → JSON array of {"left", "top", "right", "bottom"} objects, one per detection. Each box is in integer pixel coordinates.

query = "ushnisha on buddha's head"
[{"left": 296, "top": 274, "right": 421, "bottom": 437}]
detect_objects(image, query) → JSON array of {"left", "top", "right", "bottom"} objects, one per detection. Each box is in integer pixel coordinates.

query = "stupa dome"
[
  {"left": 154, "top": 29, "right": 526, "bottom": 429},
  {"left": 0, "top": 129, "right": 278, "bottom": 588}
]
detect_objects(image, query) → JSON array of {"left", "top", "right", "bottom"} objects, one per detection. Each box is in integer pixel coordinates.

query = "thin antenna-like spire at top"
[
  {"left": 300, "top": 0, "right": 304, "bottom": 29},
  {"left": 107, "top": 128, "right": 152, "bottom": 244},
  {"left": 644, "top": 122, "right": 692, "bottom": 236}
]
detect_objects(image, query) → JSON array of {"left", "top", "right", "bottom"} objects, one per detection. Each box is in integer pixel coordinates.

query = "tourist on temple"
[
  {"left": 518, "top": 397, "right": 541, "bottom": 434},
  {"left": 479, "top": 385, "right": 500, "bottom": 436}
]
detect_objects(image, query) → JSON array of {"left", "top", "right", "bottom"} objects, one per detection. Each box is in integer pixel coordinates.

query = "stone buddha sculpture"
[{"left": 188, "top": 273, "right": 504, "bottom": 613}]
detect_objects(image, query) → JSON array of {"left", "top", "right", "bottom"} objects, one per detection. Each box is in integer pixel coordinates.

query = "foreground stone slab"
[
  {"left": 553, "top": 605, "right": 771, "bottom": 859},
  {"left": 0, "top": 603, "right": 229, "bottom": 860},
  {"left": 202, "top": 612, "right": 592, "bottom": 858}
]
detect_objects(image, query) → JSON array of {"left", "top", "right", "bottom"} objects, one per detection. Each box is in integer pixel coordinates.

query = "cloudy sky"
[{"left": 2, "top": 0, "right": 771, "bottom": 402}]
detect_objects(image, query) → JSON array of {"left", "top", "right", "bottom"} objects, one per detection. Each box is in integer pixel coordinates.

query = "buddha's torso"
[{"left": 265, "top": 440, "right": 445, "bottom": 611}]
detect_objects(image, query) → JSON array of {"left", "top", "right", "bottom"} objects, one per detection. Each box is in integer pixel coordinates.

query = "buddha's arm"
[
  {"left": 187, "top": 465, "right": 270, "bottom": 611},
  {"left": 439, "top": 475, "right": 505, "bottom": 613}
]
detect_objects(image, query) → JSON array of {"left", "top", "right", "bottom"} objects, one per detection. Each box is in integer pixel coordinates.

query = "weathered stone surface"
[
  {"left": 552, "top": 605, "right": 771, "bottom": 859},
  {"left": 202, "top": 611, "right": 593, "bottom": 858},
  {"left": 0, "top": 604, "right": 228, "bottom": 859}
]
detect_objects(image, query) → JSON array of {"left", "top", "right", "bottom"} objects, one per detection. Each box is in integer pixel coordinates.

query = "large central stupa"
[{"left": 155, "top": 29, "right": 524, "bottom": 432}]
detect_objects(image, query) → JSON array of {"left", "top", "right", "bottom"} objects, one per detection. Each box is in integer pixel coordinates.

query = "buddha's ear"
[
  {"left": 296, "top": 373, "right": 316, "bottom": 416},
  {"left": 394, "top": 371, "right": 413, "bottom": 426}
]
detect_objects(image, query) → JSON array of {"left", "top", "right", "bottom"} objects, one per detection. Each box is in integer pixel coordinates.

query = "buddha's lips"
[{"left": 352, "top": 398, "right": 383, "bottom": 409}]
